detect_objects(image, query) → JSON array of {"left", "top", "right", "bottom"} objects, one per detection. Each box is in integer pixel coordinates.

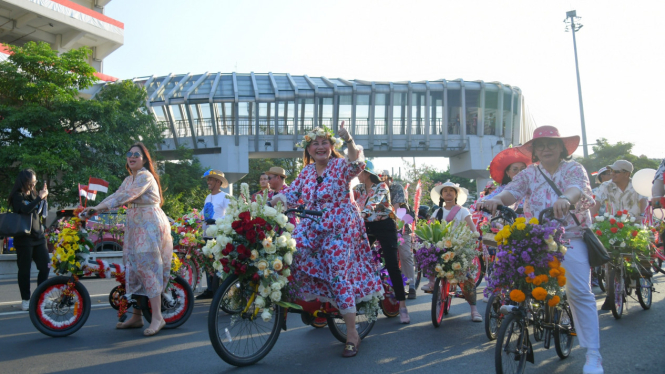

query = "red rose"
[
  {"left": 610, "top": 218, "right": 616, "bottom": 225},
  {"left": 617, "top": 222, "right": 624, "bottom": 229},
  {"left": 237, "top": 244, "right": 247, "bottom": 253},
  {"left": 252, "top": 273, "right": 260, "bottom": 282},
  {"left": 596, "top": 230, "right": 602, "bottom": 236},
  {"left": 238, "top": 211, "right": 251, "bottom": 222},
  {"left": 246, "top": 230, "right": 257, "bottom": 244},
  {"left": 593, "top": 213, "right": 599, "bottom": 217},
  {"left": 616, "top": 211, "right": 623, "bottom": 217},
  {"left": 610, "top": 227, "right": 618, "bottom": 234},
  {"left": 221, "top": 258, "right": 229, "bottom": 265},
  {"left": 253, "top": 217, "right": 267, "bottom": 226},
  {"left": 223, "top": 266, "right": 230, "bottom": 273},
  {"left": 632, "top": 231, "right": 638, "bottom": 237},
  {"left": 258, "top": 231, "right": 266, "bottom": 241},
  {"left": 623, "top": 209, "right": 628, "bottom": 215}
]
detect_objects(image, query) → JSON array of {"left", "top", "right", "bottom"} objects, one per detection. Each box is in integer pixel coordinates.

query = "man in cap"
[
  {"left": 198, "top": 169, "right": 230, "bottom": 299},
  {"left": 591, "top": 167, "right": 612, "bottom": 216},
  {"left": 265, "top": 167, "right": 288, "bottom": 199},
  {"left": 383, "top": 170, "right": 417, "bottom": 299},
  {"left": 591, "top": 160, "right": 647, "bottom": 218}
]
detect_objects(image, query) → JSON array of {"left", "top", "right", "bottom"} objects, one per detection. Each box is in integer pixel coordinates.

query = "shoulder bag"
[
  {"left": 537, "top": 166, "right": 610, "bottom": 267},
  {"left": 0, "top": 210, "right": 32, "bottom": 237}
]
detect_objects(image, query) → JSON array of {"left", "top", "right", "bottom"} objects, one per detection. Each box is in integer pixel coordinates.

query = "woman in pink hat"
[{"left": 478, "top": 126, "right": 603, "bottom": 374}]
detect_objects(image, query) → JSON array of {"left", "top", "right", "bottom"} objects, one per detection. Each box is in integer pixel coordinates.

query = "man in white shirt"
[
  {"left": 591, "top": 160, "right": 647, "bottom": 218},
  {"left": 198, "top": 169, "right": 230, "bottom": 299}
]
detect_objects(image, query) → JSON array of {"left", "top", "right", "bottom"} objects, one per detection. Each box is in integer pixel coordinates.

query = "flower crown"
[{"left": 295, "top": 126, "right": 344, "bottom": 149}]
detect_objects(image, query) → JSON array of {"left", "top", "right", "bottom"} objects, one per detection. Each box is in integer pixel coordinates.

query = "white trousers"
[
  {"left": 563, "top": 238, "right": 600, "bottom": 349},
  {"left": 398, "top": 240, "right": 415, "bottom": 288}
]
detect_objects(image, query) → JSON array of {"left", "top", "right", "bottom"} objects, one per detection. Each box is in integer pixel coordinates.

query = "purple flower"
[{"left": 517, "top": 266, "right": 525, "bottom": 274}]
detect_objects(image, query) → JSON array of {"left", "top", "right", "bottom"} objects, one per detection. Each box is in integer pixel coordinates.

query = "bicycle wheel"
[
  {"left": 141, "top": 275, "right": 194, "bottom": 329},
  {"left": 553, "top": 302, "right": 574, "bottom": 359},
  {"left": 176, "top": 253, "right": 199, "bottom": 290},
  {"left": 327, "top": 311, "right": 375, "bottom": 344},
  {"left": 474, "top": 255, "right": 485, "bottom": 288},
  {"left": 311, "top": 317, "right": 328, "bottom": 328},
  {"left": 29, "top": 276, "right": 91, "bottom": 337},
  {"left": 636, "top": 277, "right": 653, "bottom": 310},
  {"left": 108, "top": 285, "right": 125, "bottom": 310},
  {"left": 485, "top": 292, "right": 503, "bottom": 341},
  {"left": 208, "top": 274, "right": 283, "bottom": 367},
  {"left": 431, "top": 278, "right": 450, "bottom": 327},
  {"left": 495, "top": 313, "right": 528, "bottom": 374},
  {"left": 380, "top": 283, "right": 400, "bottom": 318},
  {"left": 608, "top": 267, "right": 624, "bottom": 319},
  {"left": 596, "top": 267, "right": 606, "bottom": 293}
]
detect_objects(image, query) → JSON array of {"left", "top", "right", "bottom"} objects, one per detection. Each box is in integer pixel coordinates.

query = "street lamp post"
[{"left": 564, "top": 10, "right": 588, "bottom": 158}]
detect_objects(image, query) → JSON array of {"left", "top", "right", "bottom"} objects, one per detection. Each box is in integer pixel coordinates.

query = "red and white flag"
[
  {"left": 79, "top": 185, "right": 97, "bottom": 201},
  {"left": 88, "top": 177, "right": 109, "bottom": 193}
]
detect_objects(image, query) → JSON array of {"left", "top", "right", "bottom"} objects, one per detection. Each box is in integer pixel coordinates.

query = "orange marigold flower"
[
  {"left": 510, "top": 289, "right": 526, "bottom": 303},
  {"left": 558, "top": 267, "right": 566, "bottom": 276},
  {"left": 548, "top": 257, "right": 560, "bottom": 268},
  {"left": 532, "top": 287, "right": 548, "bottom": 301},
  {"left": 524, "top": 266, "right": 535, "bottom": 274},
  {"left": 548, "top": 295, "right": 561, "bottom": 307},
  {"left": 557, "top": 276, "right": 567, "bottom": 287},
  {"left": 532, "top": 277, "right": 543, "bottom": 286},
  {"left": 549, "top": 268, "right": 561, "bottom": 277},
  {"left": 525, "top": 276, "right": 533, "bottom": 283}
]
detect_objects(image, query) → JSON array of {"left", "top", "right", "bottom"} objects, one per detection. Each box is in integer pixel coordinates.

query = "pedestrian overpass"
[{"left": 87, "top": 72, "right": 534, "bottom": 190}]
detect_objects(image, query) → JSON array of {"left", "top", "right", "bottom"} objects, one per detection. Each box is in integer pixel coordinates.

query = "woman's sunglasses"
[{"left": 126, "top": 151, "right": 142, "bottom": 158}]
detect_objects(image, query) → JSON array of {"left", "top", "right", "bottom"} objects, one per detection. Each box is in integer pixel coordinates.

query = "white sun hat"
[{"left": 430, "top": 180, "right": 468, "bottom": 206}]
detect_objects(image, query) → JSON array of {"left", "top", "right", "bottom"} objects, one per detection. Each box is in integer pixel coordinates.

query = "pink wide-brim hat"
[{"left": 518, "top": 126, "right": 580, "bottom": 157}]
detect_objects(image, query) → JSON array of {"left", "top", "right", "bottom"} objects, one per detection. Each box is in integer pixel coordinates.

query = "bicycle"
[
  {"left": 30, "top": 210, "right": 194, "bottom": 337},
  {"left": 493, "top": 206, "right": 576, "bottom": 374},
  {"left": 606, "top": 250, "right": 654, "bottom": 319},
  {"left": 208, "top": 207, "right": 377, "bottom": 367}
]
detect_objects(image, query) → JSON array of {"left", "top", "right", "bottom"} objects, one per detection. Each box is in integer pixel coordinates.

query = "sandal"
[
  {"left": 471, "top": 311, "right": 483, "bottom": 322},
  {"left": 143, "top": 318, "right": 166, "bottom": 336},
  {"left": 116, "top": 319, "right": 144, "bottom": 329},
  {"left": 342, "top": 339, "right": 360, "bottom": 358}
]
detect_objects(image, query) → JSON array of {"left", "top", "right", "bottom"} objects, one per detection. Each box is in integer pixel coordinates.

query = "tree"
[
  {"left": 232, "top": 158, "right": 303, "bottom": 196},
  {"left": 575, "top": 138, "right": 660, "bottom": 187},
  {"left": 160, "top": 146, "right": 208, "bottom": 218},
  {"left": 0, "top": 42, "right": 163, "bottom": 207}
]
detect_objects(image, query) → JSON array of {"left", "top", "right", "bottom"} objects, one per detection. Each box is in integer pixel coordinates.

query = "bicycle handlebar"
[{"left": 284, "top": 208, "right": 323, "bottom": 217}]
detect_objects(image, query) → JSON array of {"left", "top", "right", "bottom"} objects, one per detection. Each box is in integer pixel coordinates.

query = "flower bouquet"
[
  {"left": 171, "top": 209, "right": 214, "bottom": 277},
  {"left": 592, "top": 210, "right": 653, "bottom": 278},
  {"left": 50, "top": 214, "right": 93, "bottom": 276},
  {"left": 202, "top": 183, "right": 299, "bottom": 321},
  {"left": 487, "top": 217, "right": 567, "bottom": 306},
  {"left": 413, "top": 220, "right": 480, "bottom": 285}
]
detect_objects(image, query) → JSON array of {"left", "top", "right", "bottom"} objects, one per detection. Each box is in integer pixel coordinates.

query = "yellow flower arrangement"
[{"left": 170, "top": 253, "right": 182, "bottom": 273}]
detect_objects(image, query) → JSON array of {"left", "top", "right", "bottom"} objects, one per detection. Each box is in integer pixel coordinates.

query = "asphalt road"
[{"left": 0, "top": 274, "right": 664, "bottom": 374}]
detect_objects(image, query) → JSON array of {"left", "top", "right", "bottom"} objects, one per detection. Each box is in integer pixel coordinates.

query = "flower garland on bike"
[
  {"left": 203, "top": 184, "right": 298, "bottom": 322},
  {"left": 50, "top": 210, "right": 93, "bottom": 276},
  {"left": 270, "top": 121, "right": 384, "bottom": 358}
]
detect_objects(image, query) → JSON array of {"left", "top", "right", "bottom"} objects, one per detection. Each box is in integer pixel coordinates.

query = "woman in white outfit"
[{"left": 478, "top": 125, "right": 603, "bottom": 374}]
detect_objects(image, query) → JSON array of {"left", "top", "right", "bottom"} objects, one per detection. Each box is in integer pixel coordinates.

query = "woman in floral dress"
[
  {"left": 353, "top": 161, "right": 410, "bottom": 324},
  {"left": 271, "top": 123, "right": 383, "bottom": 358},
  {"left": 83, "top": 143, "right": 173, "bottom": 337},
  {"left": 479, "top": 126, "right": 603, "bottom": 374}
]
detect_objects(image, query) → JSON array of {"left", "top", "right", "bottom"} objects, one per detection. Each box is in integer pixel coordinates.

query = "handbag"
[
  {"left": 0, "top": 211, "right": 32, "bottom": 237},
  {"left": 537, "top": 167, "right": 610, "bottom": 267}
]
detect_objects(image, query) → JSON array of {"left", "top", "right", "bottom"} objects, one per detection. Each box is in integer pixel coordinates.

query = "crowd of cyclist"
[{"left": 11, "top": 120, "right": 664, "bottom": 373}]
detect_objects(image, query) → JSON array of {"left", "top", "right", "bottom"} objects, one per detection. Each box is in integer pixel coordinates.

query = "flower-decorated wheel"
[
  {"left": 29, "top": 276, "right": 91, "bottom": 337},
  {"left": 380, "top": 282, "right": 400, "bottom": 318},
  {"left": 141, "top": 275, "right": 194, "bottom": 329},
  {"left": 431, "top": 278, "right": 453, "bottom": 327},
  {"left": 108, "top": 285, "right": 125, "bottom": 310}
]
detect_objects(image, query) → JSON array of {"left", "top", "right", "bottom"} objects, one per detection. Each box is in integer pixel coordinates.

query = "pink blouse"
[{"left": 503, "top": 160, "right": 594, "bottom": 238}]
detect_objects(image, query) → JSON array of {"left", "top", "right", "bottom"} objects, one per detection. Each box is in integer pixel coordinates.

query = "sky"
[{"left": 104, "top": 0, "right": 665, "bottom": 175}]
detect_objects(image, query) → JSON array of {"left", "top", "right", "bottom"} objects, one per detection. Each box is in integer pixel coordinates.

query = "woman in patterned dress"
[
  {"left": 478, "top": 126, "right": 603, "bottom": 374},
  {"left": 353, "top": 161, "right": 410, "bottom": 324},
  {"left": 83, "top": 143, "right": 173, "bottom": 337},
  {"left": 270, "top": 122, "right": 383, "bottom": 358}
]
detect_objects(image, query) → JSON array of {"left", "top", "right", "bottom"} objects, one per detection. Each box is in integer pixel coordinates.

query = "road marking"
[
  {"left": 0, "top": 303, "right": 111, "bottom": 316},
  {"left": 0, "top": 294, "right": 109, "bottom": 306}
]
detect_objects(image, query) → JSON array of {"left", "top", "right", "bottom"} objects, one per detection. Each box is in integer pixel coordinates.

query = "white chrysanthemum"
[
  {"left": 283, "top": 252, "right": 293, "bottom": 265},
  {"left": 254, "top": 296, "right": 266, "bottom": 308},
  {"left": 264, "top": 206, "right": 278, "bottom": 217},
  {"left": 259, "top": 284, "right": 271, "bottom": 297},
  {"left": 206, "top": 225, "right": 218, "bottom": 237},
  {"left": 275, "top": 235, "right": 287, "bottom": 248},
  {"left": 261, "top": 310, "right": 272, "bottom": 322},
  {"left": 275, "top": 214, "right": 288, "bottom": 226},
  {"left": 270, "top": 290, "right": 282, "bottom": 302}
]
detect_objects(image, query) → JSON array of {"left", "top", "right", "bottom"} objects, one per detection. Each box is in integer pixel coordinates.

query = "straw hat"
[
  {"left": 519, "top": 126, "right": 580, "bottom": 158},
  {"left": 202, "top": 169, "right": 229, "bottom": 188},
  {"left": 265, "top": 167, "right": 287, "bottom": 179},
  {"left": 430, "top": 180, "right": 468, "bottom": 206},
  {"left": 489, "top": 147, "right": 532, "bottom": 184}
]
